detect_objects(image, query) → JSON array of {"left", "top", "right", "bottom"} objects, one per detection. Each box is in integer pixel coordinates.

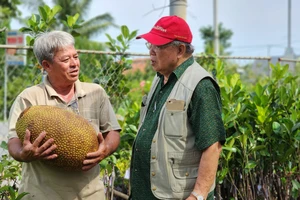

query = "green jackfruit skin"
[{"left": 15, "top": 105, "right": 99, "bottom": 171}]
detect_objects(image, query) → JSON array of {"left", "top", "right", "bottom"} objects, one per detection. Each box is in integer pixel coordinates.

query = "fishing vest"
[{"left": 139, "top": 61, "right": 217, "bottom": 199}]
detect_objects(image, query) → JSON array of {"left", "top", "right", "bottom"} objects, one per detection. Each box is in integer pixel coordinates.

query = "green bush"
[
  {"left": 199, "top": 56, "right": 300, "bottom": 199},
  {"left": 0, "top": 141, "right": 29, "bottom": 200}
]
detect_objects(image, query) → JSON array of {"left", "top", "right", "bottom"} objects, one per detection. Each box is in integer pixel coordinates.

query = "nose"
[
  {"left": 70, "top": 57, "right": 79, "bottom": 67},
  {"left": 149, "top": 46, "right": 156, "bottom": 55}
]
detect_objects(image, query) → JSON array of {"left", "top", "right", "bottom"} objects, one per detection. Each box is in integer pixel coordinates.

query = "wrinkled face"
[
  {"left": 147, "top": 42, "right": 180, "bottom": 76},
  {"left": 43, "top": 45, "right": 80, "bottom": 86}
]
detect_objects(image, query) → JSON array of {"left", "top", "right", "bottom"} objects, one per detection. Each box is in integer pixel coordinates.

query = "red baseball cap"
[{"left": 136, "top": 15, "right": 193, "bottom": 45}]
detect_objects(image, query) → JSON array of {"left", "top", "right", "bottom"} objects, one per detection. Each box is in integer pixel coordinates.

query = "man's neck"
[{"left": 47, "top": 77, "right": 75, "bottom": 102}]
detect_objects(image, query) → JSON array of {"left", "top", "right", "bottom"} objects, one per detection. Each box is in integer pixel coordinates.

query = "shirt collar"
[
  {"left": 157, "top": 56, "right": 194, "bottom": 80},
  {"left": 44, "top": 76, "right": 86, "bottom": 98}
]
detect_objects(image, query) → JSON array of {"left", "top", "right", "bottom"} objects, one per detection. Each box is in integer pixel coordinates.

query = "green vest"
[{"left": 139, "top": 61, "right": 216, "bottom": 199}]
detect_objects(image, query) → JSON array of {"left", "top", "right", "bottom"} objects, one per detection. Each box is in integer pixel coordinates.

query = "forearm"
[
  {"left": 193, "top": 142, "right": 222, "bottom": 199},
  {"left": 103, "top": 130, "right": 120, "bottom": 156},
  {"left": 8, "top": 138, "right": 25, "bottom": 162}
]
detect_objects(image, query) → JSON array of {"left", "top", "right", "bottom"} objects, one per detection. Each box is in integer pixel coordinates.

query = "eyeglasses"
[{"left": 145, "top": 42, "right": 173, "bottom": 50}]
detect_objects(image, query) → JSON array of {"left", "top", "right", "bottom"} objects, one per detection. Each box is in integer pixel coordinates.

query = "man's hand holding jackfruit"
[
  {"left": 8, "top": 129, "right": 57, "bottom": 162},
  {"left": 82, "top": 130, "right": 120, "bottom": 171}
]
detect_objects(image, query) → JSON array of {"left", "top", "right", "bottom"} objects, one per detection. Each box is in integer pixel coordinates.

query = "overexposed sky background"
[{"left": 11, "top": 0, "right": 300, "bottom": 57}]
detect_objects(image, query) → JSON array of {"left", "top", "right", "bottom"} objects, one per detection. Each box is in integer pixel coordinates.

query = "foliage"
[
  {"left": 97, "top": 25, "right": 138, "bottom": 108},
  {"left": 20, "top": 0, "right": 116, "bottom": 39},
  {"left": 19, "top": 4, "right": 82, "bottom": 45},
  {"left": 0, "top": 0, "right": 22, "bottom": 62},
  {"left": 199, "top": 23, "right": 233, "bottom": 55},
  {"left": 0, "top": 0, "right": 21, "bottom": 30},
  {"left": 199, "top": 55, "right": 300, "bottom": 199},
  {"left": 0, "top": 141, "right": 28, "bottom": 200}
]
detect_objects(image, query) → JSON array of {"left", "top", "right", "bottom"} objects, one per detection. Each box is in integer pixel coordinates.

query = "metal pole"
[
  {"left": 4, "top": 63, "right": 7, "bottom": 121},
  {"left": 287, "top": 0, "right": 291, "bottom": 49},
  {"left": 213, "top": 0, "right": 220, "bottom": 55},
  {"left": 169, "top": 0, "right": 187, "bottom": 20}
]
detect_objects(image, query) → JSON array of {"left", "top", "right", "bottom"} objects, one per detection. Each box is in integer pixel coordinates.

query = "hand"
[
  {"left": 21, "top": 129, "right": 57, "bottom": 162},
  {"left": 82, "top": 132, "right": 108, "bottom": 171}
]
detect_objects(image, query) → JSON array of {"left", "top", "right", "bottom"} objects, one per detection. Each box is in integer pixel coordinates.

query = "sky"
[{"left": 11, "top": 0, "right": 300, "bottom": 57}]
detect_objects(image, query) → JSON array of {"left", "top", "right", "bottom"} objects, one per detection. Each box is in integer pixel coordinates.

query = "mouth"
[
  {"left": 150, "top": 59, "right": 156, "bottom": 65},
  {"left": 69, "top": 70, "right": 79, "bottom": 76}
]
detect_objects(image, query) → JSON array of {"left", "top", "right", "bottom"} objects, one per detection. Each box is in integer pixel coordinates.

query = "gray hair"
[
  {"left": 33, "top": 31, "right": 75, "bottom": 66},
  {"left": 171, "top": 40, "right": 195, "bottom": 54}
]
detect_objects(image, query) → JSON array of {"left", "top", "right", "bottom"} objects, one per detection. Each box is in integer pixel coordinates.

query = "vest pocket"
[
  {"left": 167, "top": 151, "right": 201, "bottom": 192},
  {"left": 164, "top": 110, "right": 186, "bottom": 137}
]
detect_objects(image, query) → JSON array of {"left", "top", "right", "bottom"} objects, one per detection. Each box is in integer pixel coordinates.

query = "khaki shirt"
[{"left": 8, "top": 77, "right": 121, "bottom": 200}]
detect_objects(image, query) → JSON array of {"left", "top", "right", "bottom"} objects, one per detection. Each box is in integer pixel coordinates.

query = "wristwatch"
[{"left": 191, "top": 191, "right": 204, "bottom": 200}]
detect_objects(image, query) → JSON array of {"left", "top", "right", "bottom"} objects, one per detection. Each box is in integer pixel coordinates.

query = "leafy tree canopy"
[{"left": 199, "top": 22, "right": 233, "bottom": 55}]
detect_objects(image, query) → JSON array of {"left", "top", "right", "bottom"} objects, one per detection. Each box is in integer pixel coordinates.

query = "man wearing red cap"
[{"left": 129, "top": 16, "right": 226, "bottom": 200}]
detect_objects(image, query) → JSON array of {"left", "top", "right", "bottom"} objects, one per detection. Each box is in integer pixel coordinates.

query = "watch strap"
[{"left": 191, "top": 191, "right": 204, "bottom": 200}]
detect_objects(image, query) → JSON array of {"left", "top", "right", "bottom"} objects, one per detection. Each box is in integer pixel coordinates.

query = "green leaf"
[
  {"left": 291, "top": 180, "right": 300, "bottom": 190},
  {"left": 272, "top": 121, "right": 281, "bottom": 134},
  {"left": 19, "top": 27, "right": 32, "bottom": 33},
  {"left": 105, "top": 33, "right": 114, "bottom": 43},
  {"left": 52, "top": 5, "right": 62, "bottom": 16},
  {"left": 222, "top": 147, "right": 237, "bottom": 152},
  {"left": 73, "top": 13, "right": 80, "bottom": 24},
  {"left": 128, "top": 124, "right": 137, "bottom": 132},
  {"left": 38, "top": 6, "right": 47, "bottom": 22},
  {"left": 256, "top": 105, "right": 268, "bottom": 124},
  {"left": 121, "top": 25, "right": 129, "bottom": 38},
  {"left": 255, "top": 83, "right": 264, "bottom": 96},
  {"left": 67, "top": 15, "right": 74, "bottom": 27},
  {"left": 116, "top": 34, "right": 123, "bottom": 43},
  {"left": 291, "top": 122, "right": 300, "bottom": 133},
  {"left": 250, "top": 145, "right": 266, "bottom": 152},
  {"left": 99, "top": 159, "right": 109, "bottom": 168},
  {"left": 8, "top": 186, "right": 16, "bottom": 199},
  {"left": 240, "top": 134, "right": 247, "bottom": 149},
  {"left": 129, "top": 30, "right": 138, "bottom": 40},
  {"left": 71, "top": 30, "right": 81, "bottom": 37},
  {"left": 245, "top": 160, "right": 257, "bottom": 169},
  {"left": 16, "top": 192, "right": 30, "bottom": 200},
  {"left": 0, "top": 141, "right": 8, "bottom": 150},
  {"left": 229, "top": 74, "right": 240, "bottom": 87}
]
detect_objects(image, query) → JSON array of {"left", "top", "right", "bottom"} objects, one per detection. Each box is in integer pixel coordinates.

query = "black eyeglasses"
[{"left": 145, "top": 42, "right": 173, "bottom": 50}]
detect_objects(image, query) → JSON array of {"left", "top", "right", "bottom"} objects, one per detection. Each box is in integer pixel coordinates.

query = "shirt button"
[
  {"left": 160, "top": 91, "right": 162, "bottom": 94},
  {"left": 143, "top": 128, "right": 146, "bottom": 131},
  {"left": 151, "top": 172, "right": 156, "bottom": 176},
  {"left": 185, "top": 172, "right": 189, "bottom": 176},
  {"left": 134, "top": 169, "right": 138, "bottom": 172},
  {"left": 135, "top": 148, "right": 138, "bottom": 152},
  {"left": 152, "top": 187, "right": 157, "bottom": 191},
  {"left": 152, "top": 156, "right": 156, "bottom": 159},
  {"left": 152, "top": 139, "right": 156, "bottom": 143}
]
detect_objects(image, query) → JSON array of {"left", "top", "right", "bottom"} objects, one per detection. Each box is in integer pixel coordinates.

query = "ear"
[
  {"left": 42, "top": 60, "right": 51, "bottom": 72},
  {"left": 177, "top": 44, "right": 186, "bottom": 58}
]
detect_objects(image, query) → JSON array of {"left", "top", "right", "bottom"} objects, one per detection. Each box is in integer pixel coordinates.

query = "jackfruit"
[{"left": 15, "top": 105, "right": 99, "bottom": 171}]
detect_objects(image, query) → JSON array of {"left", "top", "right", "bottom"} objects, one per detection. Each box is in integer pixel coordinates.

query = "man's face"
[
  {"left": 44, "top": 45, "right": 80, "bottom": 85},
  {"left": 148, "top": 42, "right": 179, "bottom": 76}
]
